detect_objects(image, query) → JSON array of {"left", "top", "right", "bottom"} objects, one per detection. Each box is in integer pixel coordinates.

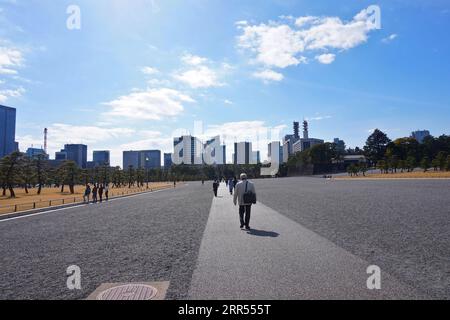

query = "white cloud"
[
  {"left": 382, "top": 33, "right": 398, "bottom": 43},
  {"left": 0, "top": 86, "right": 25, "bottom": 103},
  {"left": 239, "top": 24, "right": 306, "bottom": 68},
  {"left": 305, "top": 115, "right": 332, "bottom": 121},
  {"left": 253, "top": 69, "right": 284, "bottom": 82},
  {"left": 103, "top": 88, "right": 195, "bottom": 120},
  {"left": 295, "top": 16, "right": 318, "bottom": 27},
  {"left": 48, "top": 124, "right": 135, "bottom": 145},
  {"left": 174, "top": 53, "right": 228, "bottom": 89},
  {"left": 17, "top": 124, "right": 136, "bottom": 163},
  {"left": 315, "top": 53, "right": 336, "bottom": 64},
  {"left": 181, "top": 53, "right": 208, "bottom": 66},
  {"left": 174, "top": 65, "right": 222, "bottom": 89},
  {"left": 238, "top": 6, "right": 380, "bottom": 80},
  {"left": 0, "top": 46, "right": 23, "bottom": 75},
  {"left": 141, "top": 66, "right": 159, "bottom": 75},
  {"left": 224, "top": 99, "right": 233, "bottom": 105}
]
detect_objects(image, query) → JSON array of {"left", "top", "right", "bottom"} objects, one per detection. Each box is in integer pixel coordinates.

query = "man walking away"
[
  {"left": 105, "top": 184, "right": 109, "bottom": 201},
  {"left": 99, "top": 184, "right": 104, "bottom": 203},
  {"left": 228, "top": 178, "right": 234, "bottom": 195},
  {"left": 92, "top": 184, "right": 98, "bottom": 204},
  {"left": 83, "top": 184, "right": 91, "bottom": 203},
  {"left": 213, "top": 180, "right": 219, "bottom": 197},
  {"left": 233, "top": 173, "right": 257, "bottom": 230}
]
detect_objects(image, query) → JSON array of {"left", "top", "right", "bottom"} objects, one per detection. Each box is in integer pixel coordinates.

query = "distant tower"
[
  {"left": 303, "top": 120, "right": 309, "bottom": 139},
  {"left": 293, "top": 122, "right": 300, "bottom": 139},
  {"left": 44, "top": 128, "right": 48, "bottom": 154}
]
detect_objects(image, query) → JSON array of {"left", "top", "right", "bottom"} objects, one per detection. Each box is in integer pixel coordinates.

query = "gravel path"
[
  {"left": 0, "top": 182, "right": 212, "bottom": 300},
  {"left": 254, "top": 177, "right": 450, "bottom": 299}
]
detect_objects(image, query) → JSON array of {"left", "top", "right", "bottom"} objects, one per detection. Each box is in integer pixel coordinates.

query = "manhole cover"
[{"left": 97, "top": 284, "right": 158, "bottom": 300}]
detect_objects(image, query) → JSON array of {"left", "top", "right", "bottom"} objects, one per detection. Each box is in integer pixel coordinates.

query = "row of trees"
[
  {"left": 284, "top": 129, "right": 450, "bottom": 175},
  {"left": 0, "top": 151, "right": 263, "bottom": 198},
  {"left": 364, "top": 129, "right": 450, "bottom": 173},
  {"left": 0, "top": 151, "right": 172, "bottom": 198}
]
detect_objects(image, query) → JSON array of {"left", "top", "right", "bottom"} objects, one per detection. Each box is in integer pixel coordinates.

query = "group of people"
[
  {"left": 83, "top": 184, "right": 109, "bottom": 204},
  {"left": 211, "top": 173, "right": 257, "bottom": 230}
]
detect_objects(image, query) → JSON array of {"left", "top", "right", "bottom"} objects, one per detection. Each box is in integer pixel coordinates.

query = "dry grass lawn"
[
  {"left": 338, "top": 170, "right": 450, "bottom": 180},
  {"left": 0, "top": 183, "right": 173, "bottom": 215}
]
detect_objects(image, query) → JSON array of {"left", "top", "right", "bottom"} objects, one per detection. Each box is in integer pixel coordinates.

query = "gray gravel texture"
[
  {"left": 0, "top": 182, "right": 212, "bottom": 300},
  {"left": 254, "top": 177, "right": 450, "bottom": 299}
]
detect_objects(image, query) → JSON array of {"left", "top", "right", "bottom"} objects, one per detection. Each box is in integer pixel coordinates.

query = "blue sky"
[{"left": 1, "top": 0, "right": 449, "bottom": 166}]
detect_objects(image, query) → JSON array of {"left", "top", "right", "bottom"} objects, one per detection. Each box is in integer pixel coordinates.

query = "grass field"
[
  {"left": 0, "top": 183, "right": 174, "bottom": 215},
  {"left": 338, "top": 170, "right": 450, "bottom": 179}
]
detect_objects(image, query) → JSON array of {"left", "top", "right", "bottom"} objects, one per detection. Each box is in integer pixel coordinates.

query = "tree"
[
  {"left": 59, "top": 161, "right": 79, "bottom": 194},
  {"left": 398, "top": 160, "right": 407, "bottom": 173},
  {"left": 34, "top": 154, "right": 48, "bottom": 195},
  {"left": 406, "top": 156, "right": 417, "bottom": 172},
  {"left": 431, "top": 158, "right": 440, "bottom": 171},
  {"left": 0, "top": 151, "right": 24, "bottom": 198},
  {"left": 420, "top": 157, "right": 430, "bottom": 172},
  {"left": 364, "top": 129, "right": 391, "bottom": 165},
  {"left": 436, "top": 152, "right": 447, "bottom": 171},
  {"left": 359, "top": 163, "right": 368, "bottom": 176},
  {"left": 20, "top": 156, "right": 35, "bottom": 194},
  {"left": 377, "top": 160, "right": 386, "bottom": 174}
]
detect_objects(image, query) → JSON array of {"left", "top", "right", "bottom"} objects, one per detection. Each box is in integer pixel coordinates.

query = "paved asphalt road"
[
  {"left": 189, "top": 184, "right": 423, "bottom": 299},
  {"left": 0, "top": 183, "right": 212, "bottom": 300},
  {"left": 1, "top": 177, "right": 448, "bottom": 300},
  {"left": 254, "top": 177, "right": 450, "bottom": 299}
]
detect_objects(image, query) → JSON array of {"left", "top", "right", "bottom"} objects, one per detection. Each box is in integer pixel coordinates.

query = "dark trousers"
[
  {"left": 213, "top": 188, "right": 218, "bottom": 197},
  {"left": 239, "top": 205, "right": 252, "bottom": 227}
]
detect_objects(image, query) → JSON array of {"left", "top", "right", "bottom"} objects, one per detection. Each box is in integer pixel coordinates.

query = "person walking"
[
  {"left": 105, "top": 184, "right": 109, "bottom": 201},
  {"left": 213, "top": 180, "right": 219, "bottom": 197},
  {"left": 233, "top": 176, "right": 238, "bottom": 190},
  {"left": 233, "top": 173, "right": 257, "bottom": 230},
  {"left": 92, "top": 184, "right": 98, "bottom": 204},
  {"left": 99, "top": 184, "right": 104, "bottom": 203},
  {"left": 83, "top": 184, "right": 91, "bottom": 203},
  {"left": 228, "top": 178, "right": 234, "bottom": 195}
]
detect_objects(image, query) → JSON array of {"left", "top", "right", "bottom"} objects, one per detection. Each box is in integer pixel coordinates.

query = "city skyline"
[{"left": 1, "top": 1, "right": 449, "bottom": 167}]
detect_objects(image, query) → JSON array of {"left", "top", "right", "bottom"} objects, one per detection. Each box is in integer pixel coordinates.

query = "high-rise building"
[
  {"left": 0, "top": 105, "right": 18, "bottom": 158},
  {"left": 26, "top": 148, "right": 48, "bottom": 160},
  {"left": 204, "top": 136, "right": 226, "bottom": 165},
  {"left": 411, "top": 130, "right": 431, "bottom": 144},
  {"left": 333, "top": 138, "right": 346, "bottom": 154},
  {"left": 141, "top": 150, "right": 161, "bottom": 169},
  {"left": 123, "top": 151, "right": 140, "bottom": 169},
  {"left": 61, "top": 144, "right": 88, "bottom": 168},
  {"left": 123, "top": 150, "right": 161, "bottom": 169},
  {"left": 293, "top": 121, "right": 300, "bottom": 140},
  {"left": 173, "top": 135, "right": 203, "bottom": 165},
  {"left": 268, "top": 141, "right": 283, "bottom": 164},
  {"left": 164, "top": 153, "right": 173, "bottom": 169},
  {"left": 292, "top": 120, "right": 324, "bottom": 153},
  {"left": 234, "top": 142, "right": 253, "bottom": 165},
  {"left": 55, "top": 151, "right": 68, "bottom": 161},
  {"left": 93, "top": 150, "right": 110, "bottom": 167}
]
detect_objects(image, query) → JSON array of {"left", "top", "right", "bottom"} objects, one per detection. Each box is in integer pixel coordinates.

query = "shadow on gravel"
[{"left": 246, "top": 229, "right": 279, "bottom": 238}]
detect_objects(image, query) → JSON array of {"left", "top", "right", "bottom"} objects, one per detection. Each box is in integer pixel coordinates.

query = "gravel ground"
[
  {"left": 0, "top": 182, "right": 212, "bottom": 300},
  {"left": 254, "top": 177, "right": 450, "bottom": 299}
]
